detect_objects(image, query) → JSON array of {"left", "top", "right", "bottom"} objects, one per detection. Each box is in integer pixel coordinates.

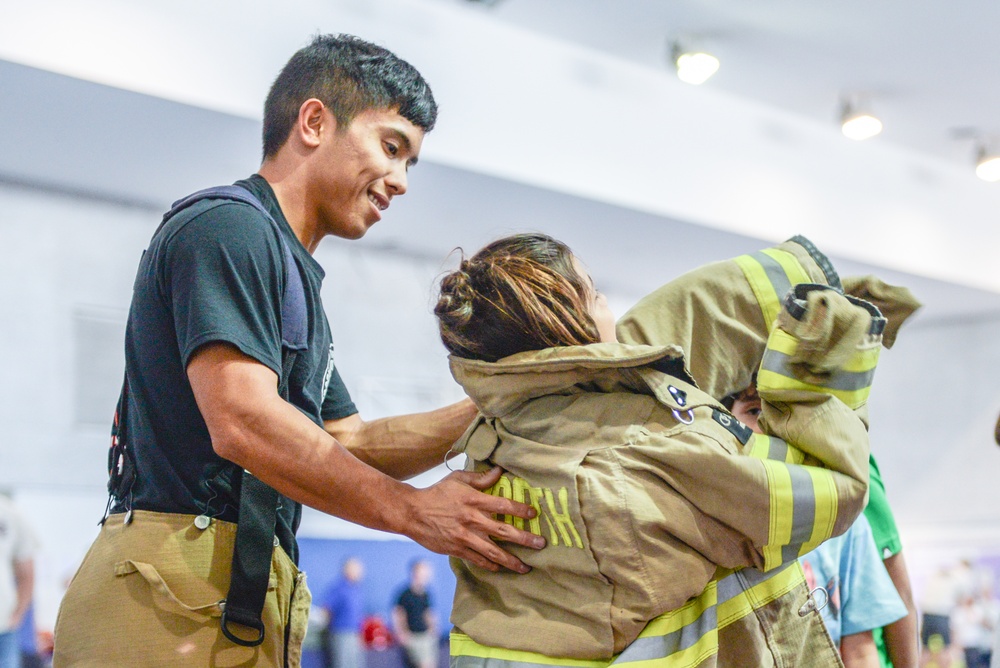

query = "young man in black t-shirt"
[{"left": 53, "top": 34, "right": 543, "bottom": 667}]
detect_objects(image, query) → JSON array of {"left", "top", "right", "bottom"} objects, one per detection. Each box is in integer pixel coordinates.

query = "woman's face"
[{"left": 572, "top": 256, "right": 618, "bottom": 343}]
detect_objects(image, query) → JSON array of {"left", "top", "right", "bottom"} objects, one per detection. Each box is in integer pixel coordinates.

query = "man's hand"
[
  {"left": 188, "top": 343, "right": 544, "bottom": 572},
  {"left": 403, "top": 467, "right": 545, "bottom": 573}
]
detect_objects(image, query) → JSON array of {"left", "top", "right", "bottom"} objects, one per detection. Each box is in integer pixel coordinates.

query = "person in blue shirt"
[
  {"left": 321, "top": 557, "right": 366, "bottom": 668},
  {"left": 731, "top": 385, "right": 908, "bottom": 667}
]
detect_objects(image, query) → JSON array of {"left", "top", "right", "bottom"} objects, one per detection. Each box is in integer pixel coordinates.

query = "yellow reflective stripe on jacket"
[
  {"left": 451, "top": 633, "right": 604, "bottom": 667},
  {"left": 450, "top": 564, "right": 806, "bottom": 668},
  {"left": 759, "top": 458, "right": 840, "bottom": 569},
  {"left": 758, "top": 329, "right": 880, "bottom": 409},
  {"left": 799, "top": 467, "right": 838, "bottom": 556},
  {"left": 615, "top": 583, "right": 718, "bottom": 666},
  {"left": 451, "top": 584, "right": 721, "bottom": 667},
  {"left": 734, "top": 249, "right": 813, "bottom": 330},
  {"left": 745, "top": 434, "right": 806, "bottom": 465},
  {"left": 714, "top": 562, "right": 804, "bottom": 628}
]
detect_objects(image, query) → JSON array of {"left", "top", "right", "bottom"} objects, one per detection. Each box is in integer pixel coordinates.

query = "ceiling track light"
[
  {"left": 671, "top": 42, "right": 719, "bottom": 85},
  {"left": 975, "top": 143, "right": 1000, "bottom": 182},
  {"left": 840, "top": 98, "right": 883, "bottom": 141},
  {"left": 948, "top": 128, "right": 1000, "bottom": 182}
]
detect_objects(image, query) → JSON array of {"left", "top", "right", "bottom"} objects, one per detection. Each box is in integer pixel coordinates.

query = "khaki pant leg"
[
  {"left": 616, "top": 238, "right": 837, "bottom": 400},
  {"left": 53, "top": 511, "right": 307, "bottom": 668}
]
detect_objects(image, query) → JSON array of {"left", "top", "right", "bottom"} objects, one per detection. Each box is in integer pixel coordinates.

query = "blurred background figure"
[
  {"left": 320, "top": 557, "right": 366, "bottom": 668},
  {"left": 0, "top": 491, "right": 38, "bottom": 668},
  {"left": 920, "top": 561, "right": 973, "bottom": 663},
  {"left": 16, "top": 605, "right": 43, "bottom": 668},
  {"left": 392, "top": 559, "right": 437, "bottom": 668},
  {"left": 952, "top": 587, "right": 998, "bottom": 668}
]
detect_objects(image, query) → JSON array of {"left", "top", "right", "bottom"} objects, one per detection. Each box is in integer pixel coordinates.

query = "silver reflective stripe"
[
  {"left": 782, "top": 466, "right": 817, "bottom": 564},
  {"left": 715, "top": 571, "right": 744, "bottom": 606},
  {"left": 716, "top": 562, "right": 793, "bottom": 605},
  {"left": 612, "top": 606, "right": 718, "bottom": 664},
  {"left": 760, "top": 349, "right": 876, "bottom": 391},
  {"left": 739, "top": 562, "right": 794, "bottom": 587},
  {"left": 752, "top": 251, "right": 792, "bottom": 302},
  {"left": 452, "top": 657, "right": 550, "bottom": 668},
  {"left": 768, "top": 436, "right": 789, "bottom": 462}
]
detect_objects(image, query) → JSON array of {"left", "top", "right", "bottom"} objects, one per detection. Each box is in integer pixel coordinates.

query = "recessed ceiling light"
[
  {"left": 840, "top": 100, "right": 883, "bottom": 141},
  {"left": 671, "top": 43, "right": 719, "bottom": 85},
  {"left": 976, "top": 148, "right": 1000, "bottom": 182}
]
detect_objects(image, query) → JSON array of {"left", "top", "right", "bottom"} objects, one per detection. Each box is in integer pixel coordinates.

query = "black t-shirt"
[
  {"left": 395, "top": 588, "right": 432, "bottom": 633},
  {"left": 118, "top": 175, "right": 357, "bottom": 558}
]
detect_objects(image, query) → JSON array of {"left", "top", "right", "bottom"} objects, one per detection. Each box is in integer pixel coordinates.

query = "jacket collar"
[{"left": 449, "top": 343, "right": 691, "bottom": 418}]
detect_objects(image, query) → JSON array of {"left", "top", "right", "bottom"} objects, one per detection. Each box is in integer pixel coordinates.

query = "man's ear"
[{"left": 296, "top": 98, "right": 330, "bottom": 148}]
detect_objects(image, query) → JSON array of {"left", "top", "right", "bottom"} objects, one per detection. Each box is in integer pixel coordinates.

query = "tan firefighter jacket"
[{"left": 449, "top": 340, "right": 870, "bottom": 661}]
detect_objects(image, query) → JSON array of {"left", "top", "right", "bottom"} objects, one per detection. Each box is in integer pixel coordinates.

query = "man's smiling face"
[{"left": 312, "top": 107, "right": 424, "bottom": 240}]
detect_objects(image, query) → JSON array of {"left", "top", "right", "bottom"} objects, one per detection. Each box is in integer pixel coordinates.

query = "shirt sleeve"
[
  {"left": 863, "top": 454, "right": 903, "bottom": 558},
  {"left": 322, "top": 363, "right": 358, "bottom": 420},
  {"left": 160, "top": 202, "right": 285, "bottom": 375},
  {"left": 839, "top": 515, "right": 908, "bottom": 637}
]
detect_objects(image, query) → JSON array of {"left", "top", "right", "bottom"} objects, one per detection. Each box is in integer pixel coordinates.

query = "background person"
[
  {"left": 392, "top": 559, "right": 437, "bottom": 668},
  {"left": 865, "top": 454, "right": 920, "bottom": 668},
  {"left": 730, "top": 386, "right": 909, "bottom": 668},
  {"left": 320, "top": 557, "right": 365, "bottom": 668},
  {"left": 0, "top": 491, "right": 37, "bottom": 668},
  {"left": 952, "top": 588, "right": 998, "bottom": 668}
]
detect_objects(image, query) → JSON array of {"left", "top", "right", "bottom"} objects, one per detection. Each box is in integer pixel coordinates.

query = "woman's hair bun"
[{"left": 435, "top": 258, "right": 477, "bottom": 328}]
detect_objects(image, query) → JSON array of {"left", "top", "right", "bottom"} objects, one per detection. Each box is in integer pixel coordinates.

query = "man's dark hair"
[{"left": 262, "top": 33, "right": 438, "bottom": 159}]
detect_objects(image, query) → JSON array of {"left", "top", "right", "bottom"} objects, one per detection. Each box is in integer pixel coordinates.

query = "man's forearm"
[
  {"left": 188, "top": 343, "right": 542, "bottom": 573},
  {"left": 334, "top": 399, "right": 478, "bottom": 480},
  {"left": 218, "top": 390, "right": 420, "bottom": 535}
]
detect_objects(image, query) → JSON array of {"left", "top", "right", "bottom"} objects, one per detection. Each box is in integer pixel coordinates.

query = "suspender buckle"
[{"left": 220, "top": 603, "right": 266, "bottom": 647}]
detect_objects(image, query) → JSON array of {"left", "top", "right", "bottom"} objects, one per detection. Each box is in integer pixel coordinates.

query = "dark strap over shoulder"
[
  {"left": 107, "top": 184, "right": 308, "bottom": 648},
  {"left": 170, "top": 186, "right": 307, "bottom": 648},
  {"left": 163, "top": 185, "right": 308, "bottom": 352}
]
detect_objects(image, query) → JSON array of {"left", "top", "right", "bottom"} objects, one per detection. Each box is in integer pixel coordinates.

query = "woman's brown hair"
[{"left": 435, "top": 233, "right": 600, "bottom": 362}]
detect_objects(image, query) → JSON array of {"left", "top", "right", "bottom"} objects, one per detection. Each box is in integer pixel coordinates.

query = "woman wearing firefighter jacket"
[{"left": 436, "top": 233, "right": 918, "bottom": 667}]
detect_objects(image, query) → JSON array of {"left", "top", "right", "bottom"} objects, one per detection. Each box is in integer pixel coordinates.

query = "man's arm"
[
  {"left": 325, "top": 399, "right": 477, "bottom": 481},
  {"left": 187, "top": 343, "right": 544, "bottom": 573},
  {"left": 841, "top": 631, "right": 882, "bottom": 668},
  {"left": 10, "top": 558, "right": 33, "bottom": 629},
  {"left": 882, "top": 551, "right": 920, "bottom": 668}
]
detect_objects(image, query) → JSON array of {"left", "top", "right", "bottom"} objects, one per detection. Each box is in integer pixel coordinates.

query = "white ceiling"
[
  {"left": 3, "top": 0, "right": 1000, "bottom": 303},
  {"left": 433, "top": 0, "right": 1000, "bottom": 169}
]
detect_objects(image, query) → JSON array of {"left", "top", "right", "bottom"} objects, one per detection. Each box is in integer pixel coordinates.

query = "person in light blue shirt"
[
  {"left": 799, "top": 515, "right": 908, "bottom": 666},
  {"left": 730, "top": 386, "right": 908, "bottom": 668}
]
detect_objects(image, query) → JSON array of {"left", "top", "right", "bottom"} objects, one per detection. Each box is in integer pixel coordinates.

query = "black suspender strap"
[
  {"left": 218, "top": 190, "right": 307, "bottom": 647},
  {"left": 110, "top": 184, "right": 309, "bottom": 648}
]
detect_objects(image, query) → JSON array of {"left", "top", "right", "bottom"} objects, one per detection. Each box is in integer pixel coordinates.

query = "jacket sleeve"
[
  {"left": 615, "top": 237, "right": 839, "bottom": 400},
  {"left": 629, "top": 396, "right": 870, "bottom": 574},
  {"left": 634, "top": 285, "right": 879, "bottom": 572}
]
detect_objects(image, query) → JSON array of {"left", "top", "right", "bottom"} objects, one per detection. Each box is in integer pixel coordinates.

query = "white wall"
[
  {"left": 6, "top": 174, "right": 1000, "bottom": 629},
  {"left": 3, "top": 1, "right": 1000, "bottom": 627},
  {"left": 0, "top": 179, "right": 647, "bottom": 626}
]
